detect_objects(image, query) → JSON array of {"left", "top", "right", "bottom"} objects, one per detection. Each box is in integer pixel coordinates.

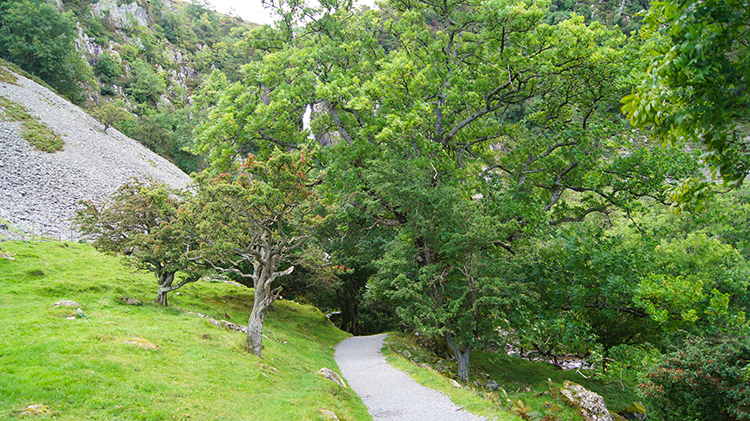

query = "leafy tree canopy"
[
  {"left": 0, "top": 0, "right": 93, "bottom": 102},
  {"left": 622, "top": 0, "right": 750, "bottom": 189},
  {"left": 74, "top": 179, "right": 201, "bottom": 306}
]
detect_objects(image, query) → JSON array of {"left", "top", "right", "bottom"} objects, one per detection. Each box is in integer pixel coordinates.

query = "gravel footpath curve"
[{"left": 335, "top": 334, "right": 488, "bottom": 421}]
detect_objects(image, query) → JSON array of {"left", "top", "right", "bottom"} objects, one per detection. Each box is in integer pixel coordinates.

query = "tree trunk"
[
  {"left": 248, "top": 307, "right": 265, "bottom": 357},
  {"left": 246, "top": 269, "right": 277, "bottom": 357},
  {"left": 446, "top": 333, "right": 471, "bottom": 382},
  {"left": 157, "top": 271, "right": 175, "bottom": 306}
]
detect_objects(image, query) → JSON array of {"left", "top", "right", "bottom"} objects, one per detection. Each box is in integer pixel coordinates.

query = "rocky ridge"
[{"left": 0, "top": 67, "right": 191, "bottom": 239}]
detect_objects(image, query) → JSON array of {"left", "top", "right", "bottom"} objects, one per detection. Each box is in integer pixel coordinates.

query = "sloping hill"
[
  {"left": 0, "top": 241, "right": 370, "bottom": 420},
  {"left": 0, "top": 65, "right": 191, "bottom": 239}
]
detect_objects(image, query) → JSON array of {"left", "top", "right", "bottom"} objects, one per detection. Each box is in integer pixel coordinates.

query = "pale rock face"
[
  {"left": 91, "top": 0, "right": 149, "bottom": 28},
  {"left": 76, "top": 24, "right": 107, "bottom": 57},
  {"left": 560, "top": 381, "right": 613, "bottom": 421}
]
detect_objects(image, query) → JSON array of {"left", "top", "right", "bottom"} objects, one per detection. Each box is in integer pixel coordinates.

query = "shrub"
[
  {"left": 93, "top": 53, "right": 121, "bottom": 84},
  {"left": 639, "top": 335, "right": 750, "bottom": 421}
]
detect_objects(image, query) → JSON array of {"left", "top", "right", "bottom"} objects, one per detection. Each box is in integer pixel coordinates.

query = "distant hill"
[{"left": 0, "top": 64, "right": 192, "bottom": 240}]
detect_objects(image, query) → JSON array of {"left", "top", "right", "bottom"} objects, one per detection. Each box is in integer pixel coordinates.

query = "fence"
[{"left": 0, "top": 220, "right": 82, "bottom": 243}]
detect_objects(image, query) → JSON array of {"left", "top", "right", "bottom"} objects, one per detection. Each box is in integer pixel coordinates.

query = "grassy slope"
[
  {"left": 0, "top": 241, "right": 370, "bottom": 421},
  {"left": 384, "top": 333, "right": 640, "bottom": 421}
]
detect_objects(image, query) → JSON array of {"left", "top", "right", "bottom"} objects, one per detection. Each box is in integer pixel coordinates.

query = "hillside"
[
  {"left": 0, "top": 241, "right": 371, "bottom": 420},
  {"left": 0, "top": 65, "right": 191, "bottom": 239}
]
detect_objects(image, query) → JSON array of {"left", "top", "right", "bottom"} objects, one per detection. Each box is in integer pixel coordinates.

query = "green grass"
[
  {"left": 384, "top": 332, "right": 641, "bottom": 421},
  {"left": 0, "top": 65, "right": 18, "bottom": 84},
  {"left": 0, "top": 58, "right": 57, "bottom": 92},
  {"left": 0, "top": 96, "right": 64, "bottom": 153},
  {"left": 0, "top": 242, "right": 371, "bottom": 420}
]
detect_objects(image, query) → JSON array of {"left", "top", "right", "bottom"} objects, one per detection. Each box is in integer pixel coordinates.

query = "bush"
[
  {"left": 93, "top": 54, "right": 121, "bottom": 84},
  {"left": 639, "top": 335, "right": 750, "bottom": 421}
]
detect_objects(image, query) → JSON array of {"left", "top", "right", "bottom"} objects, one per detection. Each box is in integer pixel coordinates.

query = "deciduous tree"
[
  {"left": 185, "top": 148, "right": 320, "bottom": 357},
  {"left": 192, "top": 0, "right": 700, "bottom": 380},
  {"left": 75, "top": 179, "right": 200, "bottom": 306},
  {"left": 622, "top": 0, "right": 750, "bottom": 188}
]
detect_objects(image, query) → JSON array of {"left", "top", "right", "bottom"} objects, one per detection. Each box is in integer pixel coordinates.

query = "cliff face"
[
  {"left": 0, "top": 66, "right": 191, "bottom": 240},
  {"left": 68, "top": 0, "right": 253, "bottom": 109}
]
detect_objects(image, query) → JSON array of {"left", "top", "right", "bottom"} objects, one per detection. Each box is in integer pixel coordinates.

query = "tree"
[
  {"left": 193, "top": 0, "right": 699, "bottom": 380},
  {"left": 639, "top": 335, "right": 750, "bottom": 421},
  {"left": 185, "top": 148, "right": 320, "bottom": 357},
  {"left": 89, "top": 100, "right": 134, "bottom": 133},
  {"left": 622, "top": 0, "right": 750, "bottom": 188},
  {"left": 366, "top": 170, "right": 529, "bottom": 381},
  {"left": 75, "top": 179, "right": 200, "bottom": 306},
  {"left": 0, "top": 0, "right": 93, "bottom": 102}
]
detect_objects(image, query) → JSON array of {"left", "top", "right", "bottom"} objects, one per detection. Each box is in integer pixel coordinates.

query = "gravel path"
[{"left": 335, "top": 334, "right": 488, "bottom": 421}]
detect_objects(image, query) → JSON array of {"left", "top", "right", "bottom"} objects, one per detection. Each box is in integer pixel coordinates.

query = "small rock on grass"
[
  {"left": 120, "top": 297, "right": 142, "bottom": 305},
  {"left": 321, "top": 409, "right": 340, "bottom": 421},
  {"left": 21, "top": 404, "right": 52, "bottom": 416},
  {"left": 53, "top": 299, "right": 81, "bottom": 307},
  {"left": 316, "top": 368, "right": 347, "bottom": 389}
]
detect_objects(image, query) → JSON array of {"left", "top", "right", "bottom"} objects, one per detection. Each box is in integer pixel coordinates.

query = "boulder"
[
  {"left": 316, "top": 368, "right": 347, "bottom": 389},
  {"left": 618, "top": 402, "right": 647, "bottom": 421},
  {"left": 21, "top": 404, "right": 52, "bottom": 416},
  {"left": 560, "top": 381, "right": 613, "bottom": 421}
]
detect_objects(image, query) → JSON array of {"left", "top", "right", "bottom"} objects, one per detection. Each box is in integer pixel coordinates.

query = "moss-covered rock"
[{"left": 618, "top": 402, "right": 647, "bottom": 421}]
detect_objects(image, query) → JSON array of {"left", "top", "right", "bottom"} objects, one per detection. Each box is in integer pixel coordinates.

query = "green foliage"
[
  {"left": 124, "top": 59, "right": 166, "bottom": 106},
  {"left": 93, "top": 53, "right": 121, "bottom": 84},
  {"left": 119, "top": 107, "right": 202, "bottom": 174},
  {"left": 88, "top": 99, "right": 133, "bottom": 132},
  {"left": 185, "top": 148, "right": 322, "bottom": 355},
  {"left": 639, "top": 335, "right": 750, "bottom": 421},
  {"left": 622, "top": 0, "right": 750, "bottom": 188},
  {"left": 633, "top": 232, "right": 749, "bottom": 331},
  {"left": 0, "top": 96, "right": 63, "bottom": 152},
  {"left": 0, "top": 0, "right": 93, "bottom": 102},
  {"left": 520, "top": 211, "right": 750, "bottom": 369},
  {"left": 74, "top": 179, "right": 199, "bottom": 306},
  {"left": 285, "top": 206, "right": 399, "bottom": 335},
  {"left": 192, "top": 0, "right": 701, "bottom": 381}
]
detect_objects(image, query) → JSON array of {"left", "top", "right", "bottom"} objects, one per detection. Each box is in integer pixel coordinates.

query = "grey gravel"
[
  {"left": 0, "top": 69, "right": 191, "bottom": 239},
  {"left": 335, "top": 334, "right": 489, "bottom": 421}
]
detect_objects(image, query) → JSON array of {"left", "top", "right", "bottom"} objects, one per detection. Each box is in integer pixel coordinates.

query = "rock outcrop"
[{"left": 560, "top": 380, "right": 613, "bottom": 421}]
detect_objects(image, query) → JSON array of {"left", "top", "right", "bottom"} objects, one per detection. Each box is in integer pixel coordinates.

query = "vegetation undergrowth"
[
  {"left": 0, "top": 59, "right": 56, "bottom": 91},
  {"left": 0, "top": 64, "right": 17, "bottom": 84},
  {"left": 0, "top": 241, "right": 370, "bottom": 420},
  {"left": 0, "top": 96, "right": 64, "bottom": 153},
  {"left": 384, "top": 333, "right": 639, "bottom": 421}
]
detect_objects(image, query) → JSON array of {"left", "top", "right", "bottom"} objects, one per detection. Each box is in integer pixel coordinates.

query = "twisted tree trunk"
[
  {"left": 157, "top": 271, "right": 176, "bottom": 306},
  {"left": 446, "top": 332, "right": 471, "bottom": 382}
]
